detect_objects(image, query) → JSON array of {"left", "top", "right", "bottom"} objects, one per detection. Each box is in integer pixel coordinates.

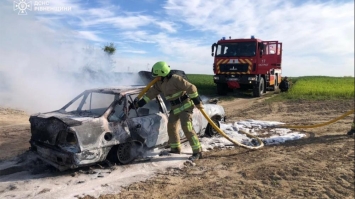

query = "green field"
[
  {"left": 187, "top": 75, "right": 354, "bottom": 100},
  {"left": 277, "top": 76, "right": 354, "bottom": 100},
  {"left": 187, "top": 74, "right": 216, "bottom": 96}
]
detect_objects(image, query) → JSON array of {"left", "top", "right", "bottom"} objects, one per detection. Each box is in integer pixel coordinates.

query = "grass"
[
  {"left": 273, "top": 76, "right": 354, "bottom": 100},
  {"left": 187, "top": 74, "right": 354, "bottom": 101},
  {"left": 187, "top": 74, "right": 216, "bottom": 96}
]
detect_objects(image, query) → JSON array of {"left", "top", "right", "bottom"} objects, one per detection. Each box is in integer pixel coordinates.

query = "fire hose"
[
  {"left": 136, "top": 77, "right": 264, "bottom": 150},
  {"left": 273, "top": 109, "right": 354, "bottom": 129}
]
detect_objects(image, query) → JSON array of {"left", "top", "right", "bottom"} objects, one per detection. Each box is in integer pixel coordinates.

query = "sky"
[
  {"left": 0, "top": 119, "right": 305, "bottom": 199},
  {"left": 1, "top": 0, "right": 354, "bottom": 76},
  {"left": 0, "top": 0, "right": 354, "bottom": 112}
]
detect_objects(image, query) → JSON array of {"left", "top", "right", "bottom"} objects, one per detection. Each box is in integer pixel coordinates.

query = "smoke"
[{"left": 0, "top": 3, "right": 143, "bottom": 114}]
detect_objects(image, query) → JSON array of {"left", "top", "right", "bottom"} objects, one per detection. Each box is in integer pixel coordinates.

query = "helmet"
[{"left": 151, "top": 61, "right": 171, "bottom": 77}]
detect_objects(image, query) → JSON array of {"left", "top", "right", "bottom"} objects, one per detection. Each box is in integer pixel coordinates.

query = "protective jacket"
[
  {"left": 139, "top": 74, "right": 202, "bottom": 153},
  {"left": 142, "top": 74, "right": 201, "bottom": 114}
]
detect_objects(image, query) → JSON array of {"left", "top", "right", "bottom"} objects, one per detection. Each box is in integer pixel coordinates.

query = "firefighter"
[
  {"left": 347, "top": 116, "right": 355, "bottom": 135},
  {"left": 279, "top": 76, "right": 289, "bottom": 92},
  {"left": 130, "top": 61, "right": 204, "bottom": 161}
]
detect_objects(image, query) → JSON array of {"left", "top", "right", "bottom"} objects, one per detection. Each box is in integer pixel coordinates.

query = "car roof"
[{"left": 85, "top": 85, "right": 146, "bottom": 95}]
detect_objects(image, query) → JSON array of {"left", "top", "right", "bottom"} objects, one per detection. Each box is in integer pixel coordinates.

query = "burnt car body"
[{"left": 29, "top": 86, "right": 225, "bottom": 171}]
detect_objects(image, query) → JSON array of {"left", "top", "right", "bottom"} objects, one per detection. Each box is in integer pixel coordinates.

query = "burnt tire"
[
  {"left": 205, "top": 118, "right": 220, "bottom": 137},
  {"left": 253, "top": 77, "right": 264, "bottom": 97},
  {"left": 116, "top": 142, "right": 137, "bottom": 164},
  {"left": 217, "top": 83, "right": 228, "bottom": 95}
]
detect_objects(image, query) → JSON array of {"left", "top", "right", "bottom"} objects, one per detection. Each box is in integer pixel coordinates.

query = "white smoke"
[{"left": 0, "top": 2, "right": 143, "bottom": 114}]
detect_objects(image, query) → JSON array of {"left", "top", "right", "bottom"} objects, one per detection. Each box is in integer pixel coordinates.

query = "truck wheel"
[
  {"left": 216, "top": 83, "right": 227, "bottom": 95},
  {"left": 253, "top": 77, "right": 264, "bottom": 97}
]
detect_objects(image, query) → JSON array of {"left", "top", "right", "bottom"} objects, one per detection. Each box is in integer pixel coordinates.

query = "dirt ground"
[{"left": 0, "top": 95, "right": 354, "bottom": 199}]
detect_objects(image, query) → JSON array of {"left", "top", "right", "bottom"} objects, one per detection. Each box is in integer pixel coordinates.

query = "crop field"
[
  {"left": 279, "top": 76, "right": 354, "bottom": 100},
  {"left": 187, "top": 74, "right": 216, "bottom": 96},
  {"left": 188, "top": 74, "right": 354, "bottom": 100}
]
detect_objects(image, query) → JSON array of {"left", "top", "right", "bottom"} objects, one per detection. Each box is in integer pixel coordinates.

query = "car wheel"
[
  {"left": 205, "top": 118, "right": 220, "bottom": 137},
  {"left": 116, "top": 142, "right": 137, "bottom": 164}
]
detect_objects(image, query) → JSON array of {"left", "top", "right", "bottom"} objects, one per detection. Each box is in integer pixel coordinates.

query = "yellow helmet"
[{"left": 151, "top": 61, "right": 171, "bottom": 77}]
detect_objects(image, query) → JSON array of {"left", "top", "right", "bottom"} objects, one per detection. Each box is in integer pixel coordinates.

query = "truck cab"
[{"left": 211, "top": 36, "right": 282, "bottom": 97}]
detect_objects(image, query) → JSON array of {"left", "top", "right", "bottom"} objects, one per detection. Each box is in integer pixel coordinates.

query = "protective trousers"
[{"left": 167, "top": 108, "right": 202, "bottom": 154}]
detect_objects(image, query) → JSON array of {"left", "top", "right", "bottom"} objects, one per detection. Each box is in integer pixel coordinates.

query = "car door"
[
  {"left": 105, "top": 95, "right": 132, "bottom": 145},
  {"left": 125, "top": 94, "right": 169, "bottom": 148}
]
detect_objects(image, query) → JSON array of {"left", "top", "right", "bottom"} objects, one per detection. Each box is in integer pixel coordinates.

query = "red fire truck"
[{"left": 211, "top": 36, "right": 283, "bottom": 97}]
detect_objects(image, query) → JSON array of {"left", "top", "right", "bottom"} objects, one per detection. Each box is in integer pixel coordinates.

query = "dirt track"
[{"left": 0, "top": 95, "right": 354, "bottom": 199}]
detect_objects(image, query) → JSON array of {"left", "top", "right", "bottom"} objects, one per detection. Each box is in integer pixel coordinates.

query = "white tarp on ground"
[{"left": 0, "top": 120, "right": 305, "bottom": 199}]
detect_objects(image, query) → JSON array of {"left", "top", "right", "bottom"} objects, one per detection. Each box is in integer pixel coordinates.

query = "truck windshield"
[{"left": 216, "top": 42, "right": 256, "bottom": 57}]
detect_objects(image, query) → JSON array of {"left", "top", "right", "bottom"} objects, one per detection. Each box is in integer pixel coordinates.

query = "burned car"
[{"left": 29, "top": 86, "right": 225, "bottom": 171}]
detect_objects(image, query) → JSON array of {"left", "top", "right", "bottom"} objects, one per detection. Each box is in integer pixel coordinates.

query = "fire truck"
[{"left": 211, "top": 36, "right": 283, "bottom": 97}]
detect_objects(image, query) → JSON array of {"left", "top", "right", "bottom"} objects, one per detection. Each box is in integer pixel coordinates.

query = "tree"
[{"left": 103, "top": 43, "right": 116, "bottom": 55}]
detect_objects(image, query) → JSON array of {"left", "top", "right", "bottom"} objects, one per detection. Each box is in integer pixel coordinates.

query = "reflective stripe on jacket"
[{"left": 143, "top": 74, "right": 199, "bottom": 114}]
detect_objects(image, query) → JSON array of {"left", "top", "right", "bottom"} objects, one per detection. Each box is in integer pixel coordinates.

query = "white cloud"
[
  {"left": 155, "top": 21, "right": 177, "bottom": 33},
  {"left": 77, "top": 30, "right": 104, "bottom": 42},
  {"left": 0, "top": 2, "right": 142, "bottom": 113},
  {"left": 1, "top": 0, "right": 353, "bottom": 93},
  {"left": 120, "top": 31, "right": 156, "bottom": 43},
  {"left": 164, "top": 0, "right": 354, "bottom": 76},
  {"left": 44, "top": 0, "right": 79, "bottom": 8},
  {"left": 33, "top": 1, "right": 178, "bottom": 33},
  {"left": 87, "top": 8, "right": 116, "bottom": 18},
  {"left": 120, "top": 50, "right": 147, "bottom": 54},
  {"left": 118, "top": 31, "right": 211, "bottom": 66},
  {"left": 80, "top": 14, "right": 177, "bottom": 33},
  {"left": 81, "top": 15, "right": 155, "bottom": 29}
]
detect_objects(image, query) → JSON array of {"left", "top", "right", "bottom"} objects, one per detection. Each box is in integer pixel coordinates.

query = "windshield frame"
[{"left": 60, "top": 91, "right": 119, "bottom": 117}]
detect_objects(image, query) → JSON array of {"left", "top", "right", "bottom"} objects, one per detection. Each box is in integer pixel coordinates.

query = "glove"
[
  {"left": 128, "top": 101, "right": 139, "bottom": 110},
  {"left": 191, "top": 96, "right": 204, "bottom": 109},
  {"left": 195, "top": 103, "right": 204, "bottom": 109},
  {"left": 129, "top": 99, "right": 147, "bottom": 110}
]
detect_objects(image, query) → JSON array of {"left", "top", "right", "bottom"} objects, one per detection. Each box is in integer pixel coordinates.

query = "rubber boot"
[
  {"left": 159, "top": 147, "right": 181, "bottom": 156},
  {"left": 169, "top": 147, "right": 181, "bottom": 154},
  {"left": 347, "top": 129, "right": 355, "bottom": 135},
  {"left": 188, "top": 152, "right": 202, "bottom": 161}
]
